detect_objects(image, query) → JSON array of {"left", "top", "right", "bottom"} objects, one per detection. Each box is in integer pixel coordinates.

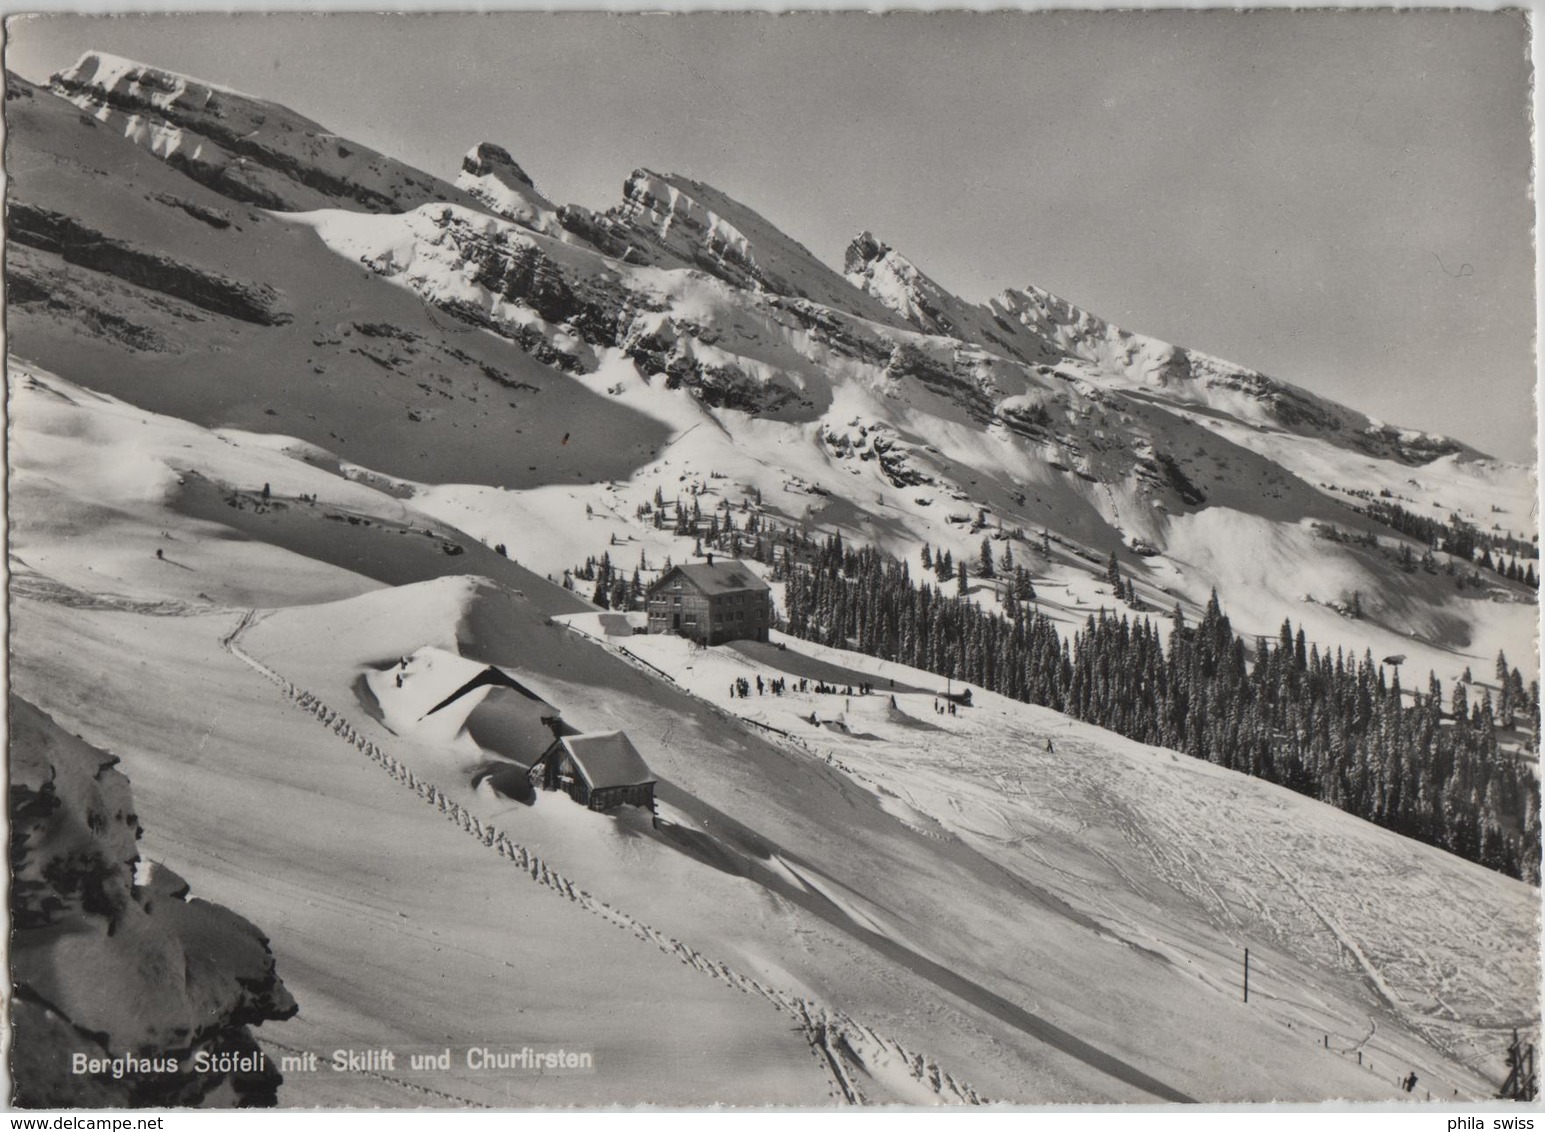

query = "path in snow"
[{"left": 218, "top": 608, "right": 989, "bottom": 1107}]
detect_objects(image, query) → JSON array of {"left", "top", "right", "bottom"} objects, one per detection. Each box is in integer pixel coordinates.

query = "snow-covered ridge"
[
  {"left": 992, "top": 283, "right": 1193, "bottom": 388},
  {"left": 844, "top": 219, "right": 1476, "bottom": 465},
  {"left": 456, "top": 142, "right": 570, "bottom": 241},
  {"left": 619, "top": 170, "right": 760, "bottom": 277},
  {"left": 553, "top": 170, "right": 912, "bottom": 330},
  {"left": 50, "top": 51, "right": 480, "bottom": 215},
  {"left": 287, "top": 203, "right": 849, "bottom": 411},
  {"left": 987, "top": 282, "right": 1473, "bottom": 464},
  {"left": 16, "top": 49, "right": 1529, "bottom": 666},
  {"left": 57, "top": 49, "right": 270, "bottom": 109},
  {"left": 844, "top": 231, "right": 1058, "bottom": 369}
]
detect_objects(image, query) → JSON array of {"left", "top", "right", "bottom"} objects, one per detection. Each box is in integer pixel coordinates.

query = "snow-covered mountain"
[
  {"left": 6, "top": 51, "right": 1537, "bottom": 1108},
  {"left": 17, "top": 49, "right": 1536, "bottom": 748},
  {"left": 846, "top": 228, "right": 1475, "bottom": 465},
  {"left": 48, "top": 51, "right": 481, "bottom": 214}
]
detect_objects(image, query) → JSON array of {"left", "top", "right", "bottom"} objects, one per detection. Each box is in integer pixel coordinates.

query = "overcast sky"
[{"left": 6, "top": 11, "right": 1536, "bottom": 461}]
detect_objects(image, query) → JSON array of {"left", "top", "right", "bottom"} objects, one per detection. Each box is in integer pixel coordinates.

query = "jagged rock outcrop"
[
  {"left": 22, "top": 51, "right": 1478, "bottom": 469},
  {"left": 462, "top": 142, "right": 536, "bottom": 190},
  {"left": 11, "top": 697, "right": 298, "bottom": 1108},
  {"left": 845, "top": 231, "right": 960, "bottom": 339},
  {"left": 851, "top": 226, "right": 1474, "bottom": 465},
  {"left": 9, "top": 203, "right": 291, "bottom": 326},
  {"left": 557, "top": 171, "right": 909, "bottom": 329},
  {"left": 845, "top": 231, "right": 1051, "bottom": 366},
  {"left": 992, "top": 282, "right": 1477, "bottom": 462},
  {"left": 306, "top": 203, "right": 848, "bottom": 414},
  {"left": 456, "top": 142, "right": 569, "bottom": 239},
  {"left": 48, "top": 52, "right": 483, "bottom": 215}
]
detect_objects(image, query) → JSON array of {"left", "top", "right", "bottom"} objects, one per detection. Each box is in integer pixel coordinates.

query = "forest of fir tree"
[{"left": 571, "top": 500, "right": 1540, "bottom": 883}]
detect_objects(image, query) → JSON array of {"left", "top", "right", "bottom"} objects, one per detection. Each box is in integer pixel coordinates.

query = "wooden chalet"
[
  {"left": 530, "top": 731, "right": 657, "bottom": 816},
  {"left": 646, "top": 558, "right": 772, "bottom": 646}
]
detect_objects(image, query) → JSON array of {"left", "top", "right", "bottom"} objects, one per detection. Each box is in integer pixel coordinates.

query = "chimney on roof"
[{"left": 706, "top": 552, "right": 714, "bottom": 565}]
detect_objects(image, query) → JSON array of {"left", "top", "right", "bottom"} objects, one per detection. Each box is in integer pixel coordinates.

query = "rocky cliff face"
[
  {"left": 300, "top": 202, "right": 883, "bottom": 415},
  {"left": 49, "top": 52, "right": 482, "bottom": 214},
  {"left": 456, "top": 142, "right": 569, "bottom": 240},
  {"left": 10, "top": 203, "right": 291, "bottom": 326},
  {"left": 29, "top": 54, "right": 1474, "bottom": 467},
  {"left": 556, "top": 170, "right": 909, "bottom": 329},
  {"left": 844, "top": 231, "right": 1052, "bottom": 366},
  {"left": 11, "top": 697, "right": 298, "bottom": 1108},
  {"left": 847, "top": 226, "right": 1470, "bottom": 466},
  {"left": 844, "top": 231, "right": 958, "bottom": 338},
  {"left": 991, "top": 285, "right": 1470, "bottom": 463}
]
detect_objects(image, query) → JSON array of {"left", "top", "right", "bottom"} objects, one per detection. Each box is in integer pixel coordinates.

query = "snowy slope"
[
  {"left": 558, "top": 612, "right": 1538, "bottom": 1095},
  {"left": 8, "top": 361, "right": 1536, "bottom": 1104},
  {"left": 5, "top": 71, "right": 670, "bottom": 490},
  {"left": 7, "top": 49, "right": 1538, "bottom": 1108}
]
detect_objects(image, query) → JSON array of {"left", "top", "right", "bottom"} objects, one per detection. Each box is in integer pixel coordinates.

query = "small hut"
[{"left": 530, "top": 731, "right": 657, "bottom": 816}]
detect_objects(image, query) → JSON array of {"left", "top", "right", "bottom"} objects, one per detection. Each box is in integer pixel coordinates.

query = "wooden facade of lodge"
[
  {"left": 530, "top": 731, "right": 657, "bottom": 816},
  {"left": 646, "top": 559, "right": 772, "bottom": 646}
]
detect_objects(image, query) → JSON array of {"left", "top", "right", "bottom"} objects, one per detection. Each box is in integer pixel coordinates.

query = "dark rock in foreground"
[{"left": 10, "top": 696, "right": 298, "bottom": 1108}]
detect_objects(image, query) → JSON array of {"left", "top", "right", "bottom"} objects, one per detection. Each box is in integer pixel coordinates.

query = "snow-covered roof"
[
  {"left": 423, "top": 665, "right": 553, "bottom": 717},
  {"left": 560, "top": 731, "right": 655, "bottom": 789},
  {"left": 652, "top": 561, "right": 771, "bottom": 597}
]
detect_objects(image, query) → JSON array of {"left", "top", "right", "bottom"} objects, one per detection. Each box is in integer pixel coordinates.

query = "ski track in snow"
[
  {"left": 555, "top": 616, "right": 1533, "bottom": 1097},
  {"left": 217, "top": 608, "right": 987, "bottom": 1108},
  {"left": 12, "top": 545, "right": 1526, "bottom": 1102},
  {"left": 1269, "top": 860, "right": 1404, "bottom": 1014}
]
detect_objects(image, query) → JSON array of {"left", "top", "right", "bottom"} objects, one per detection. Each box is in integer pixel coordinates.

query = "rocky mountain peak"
[
  {"left": 49, "top": 50, "right": 476, "bottom": 215},
  {"left": 553, "top": 171, "right": 913, "bottom": 329},
  {"left": 461, "top": 142, "right": 536, "bottom": 188},
  {"left": 843, "top": 230, "right": 888, "bottom": 274},
  {"left": 455, "top": 141, "right": 567, "bottom": 237}
]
